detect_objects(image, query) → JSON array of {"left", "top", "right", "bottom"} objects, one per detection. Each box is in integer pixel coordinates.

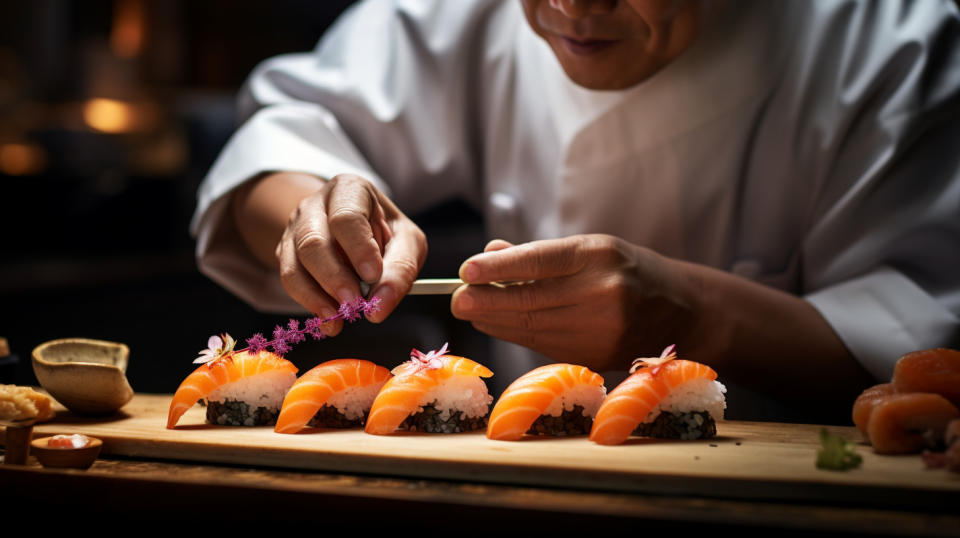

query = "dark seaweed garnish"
[
  {"left": 633, "top": 410, "right": 716, "bottom": 440},
  {"left": 526, "top": 404, "right": 593, "bottom": 436},
  {"left": 206, "top": 399, "right": 279, "bottom": 426},
  {"left": 400, "top": 401, "right": 489, "bottom": 433},
  {"left": 307, "top": 404, "right": 366, "bottom": 428}
]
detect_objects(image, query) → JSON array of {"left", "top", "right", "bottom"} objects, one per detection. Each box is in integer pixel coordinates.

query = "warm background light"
[
  {"left": 82, "top": 98, "right": 161, "bottom": 134},
  {"left": 111, "top": 0, "right": 146, "bottom": 59},
  {"left": 0, "top": 143, "right": 47, "bottom": 176}
]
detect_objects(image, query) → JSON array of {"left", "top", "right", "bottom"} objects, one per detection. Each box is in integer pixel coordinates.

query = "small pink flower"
[
  {"left": 630, "top": 344, "right": 677, "bottom": 374},
  {"left": 407, "top": 342, "right": 450, "bottom": 372},
  {"left": 194, "top": 333, "right": 236, "bottom": 364}
]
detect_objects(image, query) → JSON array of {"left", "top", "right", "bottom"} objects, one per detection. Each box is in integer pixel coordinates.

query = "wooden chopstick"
[
  {"left": 360, "top": 278, "right": 530, "bottom": 296},
  {"left": 408, "top": 278, "right": 465, "bottom": 295}
]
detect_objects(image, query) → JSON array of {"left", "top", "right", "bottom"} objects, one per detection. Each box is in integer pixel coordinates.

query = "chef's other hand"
[
  {"left": 451, "top": 235, "right": 693, "bottom": 372},
  {"left": 274, "top": 173, "right": 426, "bottom": 331}
]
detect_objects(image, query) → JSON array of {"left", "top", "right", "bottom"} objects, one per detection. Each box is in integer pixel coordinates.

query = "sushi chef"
[{"left": 192, "top": 0, "right": 960, "bottom": 407}]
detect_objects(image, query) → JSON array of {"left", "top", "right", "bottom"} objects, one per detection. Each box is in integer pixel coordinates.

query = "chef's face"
[{"left": 520, "top": 0, "right": 703, "bottom": 90}]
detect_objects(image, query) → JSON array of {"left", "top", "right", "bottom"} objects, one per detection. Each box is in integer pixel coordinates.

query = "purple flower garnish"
[
  {"left": 271, "top": 339, "right": 291, "bottom": 356},
  {"left": 246, "top": 333, "right": 268, "bottom": 353},
  {"left": 304, "top": 317, "right": 326, "bottom": 340},
  {"left": 193, "top": 296, "right": 381, "bottom": 364},
  {"left": 338, "top": 298, "right": 363, "bottom": 322},
  {"left": 286, "top": 319, "right": 306, "bottom": 343},
  {"left": 363, "top": 296, "right": 382, "bottom": 315}
]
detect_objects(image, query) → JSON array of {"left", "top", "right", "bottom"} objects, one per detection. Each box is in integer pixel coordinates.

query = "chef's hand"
[
  {"left": 451, "top": 235, "right": 875, "bottom": 410},
  {"left": 233, "top": 172, "right": 427, "bottom": 334},
  {"left": 450, "top": 235, "right": 694, "bottom": 372}
]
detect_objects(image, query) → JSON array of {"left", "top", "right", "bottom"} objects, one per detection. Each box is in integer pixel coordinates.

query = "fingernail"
[
  {"left": 368, "top": 286, "right": 393, "bottom": 322},
  {"left": 337, "top": 288, "right": 356, "bottom": 304},
  {"left": 461, "top": 262, "right": 479, "bottom": 283},
  {"left": 358, "top": 262, "right": 378, "bottom": 283},
  {"left": 321, "top": 320, "right": 340, "bottom": 337}
]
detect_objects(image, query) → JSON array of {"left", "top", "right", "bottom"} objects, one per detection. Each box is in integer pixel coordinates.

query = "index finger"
[
  {"left": 367, "top": 218, "right": 427, "bottom": 323},
  {"left": 326, "top": 174, "right": 385, "bottom": 284},
  {"left": 458, "top": 237, "right": 583, "bottom": 284},
  {"left": 291, "top": 194, "right": 364, "bottom": 305}
]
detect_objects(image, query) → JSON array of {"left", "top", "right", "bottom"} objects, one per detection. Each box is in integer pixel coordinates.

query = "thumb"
[
  {"left": 458, "top": 237, "right": 581, "bottom": 284},
  {"left": 484, "top": 238, "right": 514, "bottom": 252}
]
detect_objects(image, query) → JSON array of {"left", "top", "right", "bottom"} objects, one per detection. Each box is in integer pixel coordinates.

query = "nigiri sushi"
[
  {"left": 892, "top": 348, "right": 960, "bottom": 407},
  {"left": 275, "top": 359, "right": 391, "bottom": 433},
  {"left": 849, "top": 348, "right": 960, "bottom": 454},
  {"left": 866, "top": 392, "right": 960, "bottom": 454},
  {"left": 590, "top": 345, "right": 726, "bottom": 445},
  {"left": 167, "top": 336, "right": 298, "bottom": 429},
  {"left": 365, "top": 344, "right": 493, "bottom": 435},
  {"left": 486, "top": 363, "right": 606, "bottom": 441},
  {"left": 852, "top": 383, "right": 896, "bottom": 434}
]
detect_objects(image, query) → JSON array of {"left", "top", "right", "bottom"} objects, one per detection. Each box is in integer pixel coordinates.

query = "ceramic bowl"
[
  {"left": 32, "top": 338, "right": 134, "bottom": 414},
  {"left": 30, "top": 435, "right": 103, "bottom": 469}
]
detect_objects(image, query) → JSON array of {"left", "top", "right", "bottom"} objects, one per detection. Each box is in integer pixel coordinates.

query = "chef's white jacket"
[{"left": 192, "top": 0, "right": 960, "bottom": 384}]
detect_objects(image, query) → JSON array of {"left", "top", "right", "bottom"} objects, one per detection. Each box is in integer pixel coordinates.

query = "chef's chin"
[{"left": 546, "top": 38, "right": 662, "bottom": 91}]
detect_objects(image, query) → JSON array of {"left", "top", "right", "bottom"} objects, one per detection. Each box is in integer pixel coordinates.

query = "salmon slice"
[
  {"left": 274, "top": 359, "right": 391, "bottom": 434},
  {"left": 486, "top": 364, "right": 605, "bottom": 441},
  {"left": 866, "top": 392, "right": 960, "bottom": 454},
  {"left": 589, "top": 359, "right": 718, "bottom": 445},
  {"left": 166, "top": 350, "right": 298, "bottom": 429},
  {"left": 851, "top": 383, "right": 896, "bottom": 434},
  {"left": 364, "top": 355, "right": 492, "bottom": 435},
  {"left": 892, "top": 348, "right": 960, "bottom": 407}
]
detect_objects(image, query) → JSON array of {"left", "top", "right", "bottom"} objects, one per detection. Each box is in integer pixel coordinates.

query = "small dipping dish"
[
  {"left": 30, "top": 435, "right": 102, "bottom": 469},
  {"left": 1, "top": 419, "right": 35, "bottom": 465},
  {"left": 32, "top": 338, "right": 134, "bottom": 414}
]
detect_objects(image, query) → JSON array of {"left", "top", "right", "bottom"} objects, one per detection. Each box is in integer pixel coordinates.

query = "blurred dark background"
[{"left": 0, "top": 0, "right": 489, "bottom": 394}]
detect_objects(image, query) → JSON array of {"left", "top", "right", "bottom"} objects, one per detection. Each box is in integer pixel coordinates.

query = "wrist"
[{"left": 657, "top": 256, "right": 735, "bottom": 368}]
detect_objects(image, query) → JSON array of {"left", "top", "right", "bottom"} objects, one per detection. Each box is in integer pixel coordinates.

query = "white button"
[{"left": 489, "top": 192, "right": 517, "bottom": 215}]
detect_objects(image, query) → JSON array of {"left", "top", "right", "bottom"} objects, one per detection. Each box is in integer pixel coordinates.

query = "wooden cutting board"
[{"left": 5, "top": 394, "right": 958, "bottom": 508}]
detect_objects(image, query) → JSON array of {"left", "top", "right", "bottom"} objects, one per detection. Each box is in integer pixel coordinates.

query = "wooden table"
[{"left": 2, "top": 395, "right": 959, "bottom": 533}]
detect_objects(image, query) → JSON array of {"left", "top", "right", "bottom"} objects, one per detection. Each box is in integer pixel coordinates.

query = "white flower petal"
[{"left": 207, "top": 335, "right": 222, "bottom": 350}]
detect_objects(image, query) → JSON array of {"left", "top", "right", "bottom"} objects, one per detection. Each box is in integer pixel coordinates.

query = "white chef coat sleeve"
[
  {"left": 802, "top": 1, "right": 960, "bottom": 381},
  {"left": 189, "top": 0, "right": 495, "bottom": 313}
]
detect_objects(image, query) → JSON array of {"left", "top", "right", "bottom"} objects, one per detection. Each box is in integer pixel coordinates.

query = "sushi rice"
[
  {"left": 640, "top": 377, "right": 726, "bottom": 425},
  {"left": 324, "top": 383, "right": 387, "bottom": 422},
  {"left": 636, "top": 377, "right": 726, "bottom": 440},
  {"left": 365, "top": 347, "right": 495, "bottom": 435},
  {"left": 205, "top": 368, "right": 297, "bottom": 426}
]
